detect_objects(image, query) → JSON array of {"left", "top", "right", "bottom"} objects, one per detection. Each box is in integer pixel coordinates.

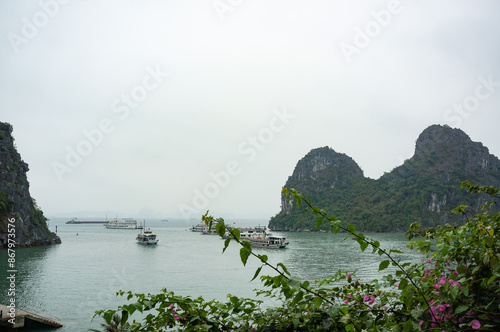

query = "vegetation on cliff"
[
  {"left": 269, "top": 125, "right": 500, "bottom": 232},
  {"left": 0, "top": 121, "right": 60, "bottom": 248}
]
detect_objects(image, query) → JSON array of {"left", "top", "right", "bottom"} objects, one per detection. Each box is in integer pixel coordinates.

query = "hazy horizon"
[{"left": 1, "top": 1, "right": 499, "bottom": 219}]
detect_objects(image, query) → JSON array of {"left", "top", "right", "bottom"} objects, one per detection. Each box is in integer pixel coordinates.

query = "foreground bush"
[{"left": 92, "top": 181, "right": 499, "bottom": 331}]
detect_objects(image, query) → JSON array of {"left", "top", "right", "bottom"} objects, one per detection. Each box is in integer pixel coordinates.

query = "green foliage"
[
  {"left": 93, "top": 181, "right": 500, "bottom": 331},
  {"left": 270, "top": 128, "right": 500, "bottom": 232},
  {"left": 0, "top": 191, "right": 14, "bottom": 215}
]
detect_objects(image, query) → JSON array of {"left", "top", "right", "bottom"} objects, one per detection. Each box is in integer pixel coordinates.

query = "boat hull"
[{"left": 248, "top": 235, "right": 289, "bottom": 248}]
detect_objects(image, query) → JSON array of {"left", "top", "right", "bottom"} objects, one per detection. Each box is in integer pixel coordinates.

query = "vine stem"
[
  {"left": 290, "top": 190, "right": 439, "bottom": 324},
  {"left": 224, "top": 226, "right": 337, "bottom": 307}
]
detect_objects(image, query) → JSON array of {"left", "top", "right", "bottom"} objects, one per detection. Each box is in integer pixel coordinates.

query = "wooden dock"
[{"left": 0, "top": 304, "right": 62, "bottom": 330}]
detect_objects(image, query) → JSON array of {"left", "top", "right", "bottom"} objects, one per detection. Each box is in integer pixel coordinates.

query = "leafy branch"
[
  {"left": 201, "top": 211, "right": 338, "bottom": 308},
  {"left": 281, "top": 187, "right": 437, "bottom": 323}
]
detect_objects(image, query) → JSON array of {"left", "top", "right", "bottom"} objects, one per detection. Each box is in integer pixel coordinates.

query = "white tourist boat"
[
  {"left": 190, "top": 224, "right": 206, "bottom": 232},
  {"left": 136, "top": 226, "right": 158, "bottom": 245},
  {"left": 247, "top": 232, "right": 289, "bottom": 248},
  {"left": 104, "top": 219, "right": 141, "bottom": 229},
  {"left": 223, "top": 226, "right": 267, "bottom": 239},
  {"left": 136, "top": 221, "right": 158, "bottom": 245}
]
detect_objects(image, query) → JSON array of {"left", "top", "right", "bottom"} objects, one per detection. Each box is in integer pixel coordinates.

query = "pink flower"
[
  {"left": 384, "top": 306, "right": 388, "bottom": 310},
  {"left": 347, "top": 294, "right": 352, "bottom": 299},
  {"left": 427, "top": 259, "right": 432, "bottom": 263},
  {"left": 363, "top": 295, "right": 370, "bottom": 301},
  {"left": 471, "top": 320, "right": 481, "bottom": 329},
  {"left": 346, "top": 274, "right": 351, "bottom": 278},
  {"left": 174, "top": 315, "right": 180, "bottom": 320},
  {"left": 368, "top": 296, "right": 375, "bottom": 305},
  {"left": 343, "top": 300, "right": 348, "bottom": 304},
  {"left": 445, "top": 262, "right": 450, "bottom": 266},
  {"left": 419, "top": 320, "right": 424, "bottom": 326},
  {"left": 168, "top": 304, "right": 173, "bottom": 308},
  {"left": 433, "top": 284, "right": 441, "bottom": 289}
]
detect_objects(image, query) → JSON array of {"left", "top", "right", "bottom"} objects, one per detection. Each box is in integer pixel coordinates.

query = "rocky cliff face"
[
  {"left": 0, "top": 122, "right": 60, "bottom": 248},
  {"left": 270, "top": 125, "right": 500, "bottom": 232},
  {"left": 282, "top": 147, "right": 364, "bottom": 214}
]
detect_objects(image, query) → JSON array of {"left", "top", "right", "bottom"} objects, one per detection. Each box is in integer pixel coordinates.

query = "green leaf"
[
  {"left": 240, "top": 246, "right": 251, "bottom": 266},
  {"left": 347, "top": 224, "right": 356, "bottom": 234},
  {"left": 314, "top": 296, "right": 323, "bottom": 309},
  {"left": 251, "top": 266, "right": 262, "bottom": 281},
  {"left": 232, "top": 228, "right": 240, "bottom": 241},
  {"left": 277, "top": 263, "right": 290, "bottom": 276},
  {"left": 345, "top": 324, "right": 354, "bottom": 331},
  {"left": 103, "top": 310, "right": 115, "bottom": 323},
  {"left": 287, "top": 276, "right": 301, "bottom": 290},
  {"left": 487, "top": 275, "right": 498, "bottom": 285},
  {"left": 359, "top": 241, "right": 368, "bottom": 252},
  {"left": 316, "top": 217, "right": 323, "bottom": 229},
  {"left": 399, "top": 278, "right": 409, "bottom": 290},
  {"left": 455, "top": 305, "right": 468, "bottom": 314},
  {"left": 329, "top": 220, "right": 341, "bottom": 234},
  {"left": 463, "top": 285, "right": 469, "bottom": 297},
  {"left": 410, "top": 309, "right": 422, "bottom": 319},
  {"left": 291, "top": 290, "right": 303, "bottom": 306},
  {"left": 450, "top": 285, "right": 459, "bottom": 299},
  {"left": 379, "top": 260, "right": 390, "bottom": 271},
  {"left": 215, "top": 221, "right": 225, "bottom": 237},
  {"left": 222, "top": 238, "right": 231, "bottom": 253},
  {"left": 327, "top": 305, "right": 340, "bottom": 318},
  {"left": 120, "top": 310, "right": 128, "bottom": 327},
  {"left": 295, "top": 193, "right": 303, "bottom": 208},
  {"left": 258, "top": 254, "right": 268, "bottom": 263}
]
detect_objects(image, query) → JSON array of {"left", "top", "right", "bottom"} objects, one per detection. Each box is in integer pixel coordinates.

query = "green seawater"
[{"left": 0, "top": 219, "right": 419, "bottom": 331}]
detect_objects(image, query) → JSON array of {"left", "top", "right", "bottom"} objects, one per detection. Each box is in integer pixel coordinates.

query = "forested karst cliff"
[
  {"left": 270, "top": 125, "right": 500, "bottom": 232},
  {"left": 0, "top": 122, "right": 60, "bottom": 247}
]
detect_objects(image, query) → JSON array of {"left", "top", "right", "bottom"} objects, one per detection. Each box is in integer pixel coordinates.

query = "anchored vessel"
[
  {"left": 223, "top": 226, "right": 289, "bottom": 248},
  {"left": 66, "top": 218, "right": 108, "bottom": 224},
  {"left": 136, "top": 223, "right": 158, "bottom": 245},
  {"left": 247, "top": 230, "right": 289, "bottom": 248},
  {"left": 190, "top": 223, "right": 206, "bottom": 232},
  {"left": 105, "top": 219, "right": 142, "bottom": 229}
]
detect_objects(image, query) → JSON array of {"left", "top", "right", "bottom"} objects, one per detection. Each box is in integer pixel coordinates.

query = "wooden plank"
[{"left": 0, "top": 304, "right": 63, "bottom": 328}]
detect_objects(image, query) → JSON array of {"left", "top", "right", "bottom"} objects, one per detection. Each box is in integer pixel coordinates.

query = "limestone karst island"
[{"left": 0, "top": 122, "right": 60, "bottom": 248}]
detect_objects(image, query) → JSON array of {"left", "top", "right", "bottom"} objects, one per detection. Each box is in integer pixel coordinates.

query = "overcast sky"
[{"left": 1, "top": 0, "right": 499, "bottom": 220}]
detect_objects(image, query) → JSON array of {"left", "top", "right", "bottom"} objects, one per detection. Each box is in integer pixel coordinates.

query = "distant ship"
[
  {"left": 66, "top": 218, "right": 107, "bottom": 224},
  {"left": 104, "top": 219, "right": 143, "bottom": 229}
]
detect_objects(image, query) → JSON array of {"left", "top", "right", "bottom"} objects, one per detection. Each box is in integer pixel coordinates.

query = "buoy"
[{"left": 76, "top": 233, "right": 79, "bottom": 236}]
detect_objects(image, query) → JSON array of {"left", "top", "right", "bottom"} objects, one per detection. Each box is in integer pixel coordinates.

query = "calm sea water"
[{"left": 0, "top": 219, "right": 420, "bottom": 331}]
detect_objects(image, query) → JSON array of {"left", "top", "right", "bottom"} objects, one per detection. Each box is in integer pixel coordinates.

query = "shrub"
[{"left": 93, "top": 181, "right": 499, "bottom": 331}]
